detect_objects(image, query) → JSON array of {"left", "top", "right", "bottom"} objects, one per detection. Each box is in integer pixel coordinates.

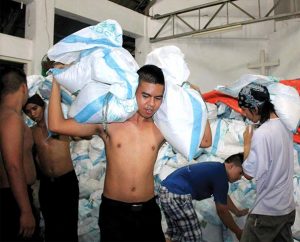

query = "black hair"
[
  {"left": 255, "top": 101, "right": 275, "bottom": 124},
  {"left": 0, "top": 66, "right": 27, "bottom": 98},
  {"left": 224, "top": 153, "right": 244, "bottom": 167},
  {"left": 137, "top": 64, "right": 165, "bottom": 86},
  {"left": 23, "top": 94, "right": 45, "bottom": 114},
  {"left": 251, "top": 85, "right": 274, "bottom": 124},
  {"left": 238, "top": 83, "right": 276, "bottom": 124}
]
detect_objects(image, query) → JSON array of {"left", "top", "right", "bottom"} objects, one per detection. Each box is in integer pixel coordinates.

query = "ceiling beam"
[{"left": 150, "top": 0, "right": 300, "bottom": 43}]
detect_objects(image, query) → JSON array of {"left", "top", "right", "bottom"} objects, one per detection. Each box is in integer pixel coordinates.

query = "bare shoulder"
[
  {"left": 0, "top": 110, "right": 24, "bottom": 150},
  {"left": 0, "top": 109, "right": 22, "bottom": 130}
]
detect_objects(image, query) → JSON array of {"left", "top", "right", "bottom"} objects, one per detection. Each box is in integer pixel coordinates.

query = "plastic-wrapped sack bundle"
[
  {"left": 68, "top": 81, "right": 137, "bottom": 123},
  {"left": 154, "top": 78, "right": 207, "bottom": 161},
  {"left": 48, "top": 19, "right": 139, "bottom": 123},
  {"left": 26, "top": 74, "right": 74, "bottom": 106},
  {"left": 216, "top": 74, "right": 300, "bottom": 133},
  {"left": 145, "top": 45, "right": 190, "bottom": 86},
  {"left": 205, "top": 118, "right": 245, "bottom": 159},
  {"left": 48, "top": 19, "right": 122, "bottom": 64},
  {"left": 268, "top": 83, "right": 300, "bottom": 132},
  {"left": 146, "top": 46, "right": 208, "bottom": 161},
  {"left": 216, "top": 74, "right": 277, "bottom": 98}
]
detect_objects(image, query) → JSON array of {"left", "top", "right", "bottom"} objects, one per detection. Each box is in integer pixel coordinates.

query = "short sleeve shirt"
[
  {"left": 243, "top": 118, "right": 295, "bottom": 215},
  {"left": 161, "top": 162, "right": 228, "bottom": 205}
]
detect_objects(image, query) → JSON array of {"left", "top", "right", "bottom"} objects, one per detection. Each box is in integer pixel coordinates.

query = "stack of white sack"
[
  {"left": 154, "top": 106, "right": 253, "bottom": 242},
  {"left": 216, "top": 74, "right": 300, "bottom": 133},
  {"left": 25, "top": 72, "right": 300, "bottom": 241},
  {"left": 155, "top": 82, "right": 300, "bottom": 241},
  {"left": 146, "top": 46, "right": 208, "bottom": 161},
  {"left": 47, "top": 19, "right": 139, "bottom": 124}
]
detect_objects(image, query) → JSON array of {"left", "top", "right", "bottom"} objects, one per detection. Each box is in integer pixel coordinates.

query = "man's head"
[
  {"left": 238, "top": 82, "right": 275, "bottom": 124},
  {"left": 23, "top": 94, "right": 45, "bottom": 123},
  {"left": 224, "top": 153, "right": 244, "bottom": 183},
  {"left": 135, "top": 65, "right": 165, "bottom": 119},
  {"left": 0, "top": 66, "right": 28, "bottom": 104}
]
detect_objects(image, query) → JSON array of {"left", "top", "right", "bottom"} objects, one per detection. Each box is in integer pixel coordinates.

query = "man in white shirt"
[{"left": 239, "top": 83, "right": 295, "bottom": 242}]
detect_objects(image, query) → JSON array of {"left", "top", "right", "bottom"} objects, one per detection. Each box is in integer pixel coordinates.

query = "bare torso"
[
  {"left": 0, "top": 110, "right": 36, "bottom": 188},
  {"left": 100, "top": 117, "right": 164, "bottom": 203},
  {"left": 32, "top": 124, "right": 73, "bottom": 177}
]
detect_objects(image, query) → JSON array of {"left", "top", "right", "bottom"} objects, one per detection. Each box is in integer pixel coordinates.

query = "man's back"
[
  {"left": 0, "top": 109, "right": 36, "bottom": 188},
  {"left": 245, "top": 118, "right": 295, "bottom": 215},
  {"left": 0, "top": 67, "right": 37, "bottom": 239}
]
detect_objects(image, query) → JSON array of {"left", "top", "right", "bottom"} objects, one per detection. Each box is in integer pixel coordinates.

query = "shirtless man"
[
  {"left": 23, "top": 94, "right": 79, "bottom": 242},
  {"left": 0, "top": 67, "right": 37, "bottom": 241},
  {"left": 48, "top": 64, "right": 212, "bottom": 241}
]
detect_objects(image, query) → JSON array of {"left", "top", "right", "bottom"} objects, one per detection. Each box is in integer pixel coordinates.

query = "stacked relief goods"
[{"left": 25, "top": 19, "right": 300, "bottom": 241}]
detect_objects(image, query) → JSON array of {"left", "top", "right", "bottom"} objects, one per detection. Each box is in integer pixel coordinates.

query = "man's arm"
[
  {"left": 189, "top": 83, "right": 212, "bottom": 148},
  {"left": 48, "top": 78, "right": 103, "bottom": 137},
  {"left": 227, "top": 195, "right": 249, "bottom": 217},
  {"left": 215, "top": 202, "right": 243, "bottom": 241},
  {"left": 0, "top": 116, "right": 35, "bottom": 238},
  {"left": 200, "top": 120, "right": 212, "bottom": 148},
  {"left": 243, "top": 125, "right": 253, "bottom": 180}
]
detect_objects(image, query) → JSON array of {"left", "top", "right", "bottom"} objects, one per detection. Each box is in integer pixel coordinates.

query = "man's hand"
[
  {"left": 243, "top": 125, "right": 253, "bottom": 146},
  {"left": 235, "top": 228, "right": 243, "bottom": 241},
  {"left": 235, "top": 208, "right": 249, "bottom": 217},
  {"left": 19, "top": 211, "right": 35, "bottom": 238}
]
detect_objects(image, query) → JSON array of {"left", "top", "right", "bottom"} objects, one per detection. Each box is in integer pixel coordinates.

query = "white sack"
[
  {"left": 205, "top": 118, "right": 245, "bottom": 159},
  {"left": 216, "top": 74, "right": 276, "bottom": 98},
  {"left": 146, "top": 46, "right": 207, "bottom": 161},
  {"left": 50, "top": 55, "right": 94, "bottom": 93},
  {"left": 154, "top": 82, "right": 208, "bottom": 161},
  {"left": 268, "top": 83, "right": 300, "bottom": 132},
  {"left": 47, "top": 19, "right": 122, "bottom": 64},
  {"left": 68, "top": 81, "right": 137, "bottom": 123},
  {"left": 216, "top": 74, "right": 300, "bottom": 133},
  {"left": 145, "top": 45, "right": 190, "bottom": 86},
  {"left": 48, "top": 19, "right": 139, "bottom": 123}
]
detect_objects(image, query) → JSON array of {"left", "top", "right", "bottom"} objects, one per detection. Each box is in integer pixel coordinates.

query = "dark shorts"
[
  {"left": 99, "top": 195, "right": 165, "bottom": 242},
  {"left": 241, "top": 210, "right": 296, "bottom": 242},
  {"left": 0, "top": 186, "right": 41, "bottom": 242},
  {"left": 39, "top": 170, "right": 79, "bottom": 242}
]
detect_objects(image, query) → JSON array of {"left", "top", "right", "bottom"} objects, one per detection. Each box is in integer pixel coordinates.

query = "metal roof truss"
[{"left": 150, "top": 0, "right": 300, "bottom": 42}]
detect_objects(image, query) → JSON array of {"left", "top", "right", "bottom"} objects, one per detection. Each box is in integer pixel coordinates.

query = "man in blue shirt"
[{"left": 159, "top": 153, "right": 248, "bottom": 241}]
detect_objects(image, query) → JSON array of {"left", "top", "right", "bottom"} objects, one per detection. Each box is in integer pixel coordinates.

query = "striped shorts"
[{"left": 158, "top": 186, "right": 202, "bottom": 242}]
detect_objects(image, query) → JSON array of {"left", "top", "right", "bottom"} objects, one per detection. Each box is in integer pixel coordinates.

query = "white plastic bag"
[
  {"left": 146, "top": 46, "right": 207, "bottom": 161},
  {"left": 216, "top": 74, "right": 276, "bottom": 98},
  {"left": 153, "top": 82, "right": 208, "bottom": 161},
  {"left": 145, "top": 45, "right": 190, "bottom": 86},
  {"left": 48, "top": 20, "right": 139, "bottom": 123},
  {"left": 216, "top": 74, "right": 300, "bottom": 132},
  {"left": 268, "top": 83, "right": 300, "bottom": 132},
  {"left": 68, "top": 81, "right": 137, "bottom": 123}
]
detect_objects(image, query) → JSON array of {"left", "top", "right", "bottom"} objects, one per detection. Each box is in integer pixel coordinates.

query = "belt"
[
  {"left": 41, "top": 170, "right": 76, "bottom": 183},
  {"left": 130, "top": 204, "right": 143, "bottom": 212},
  {"left": 102, "top": 195, "right": 156, "bottom": 212}
]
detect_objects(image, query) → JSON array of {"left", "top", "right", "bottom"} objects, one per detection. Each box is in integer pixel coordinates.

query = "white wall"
[
  {"left": 1, "top": 0, "right": 299, "bottom": 89},
  {"left": 0, "top": 0, "right": 147, "bottom": 75},
  {"left": 269, "top": 19, "right": 300, "bottom": 80},
  {"left": 144, "top": 0, "right": 300, "bottom": 92},
  {"left": 54, "top": 0, "right": 145, "bottom": 37}
]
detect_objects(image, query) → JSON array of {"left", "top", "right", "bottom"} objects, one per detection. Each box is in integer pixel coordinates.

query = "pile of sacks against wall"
[{"left": 26, "top": 18, "right": 300, "bottom": 241}]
